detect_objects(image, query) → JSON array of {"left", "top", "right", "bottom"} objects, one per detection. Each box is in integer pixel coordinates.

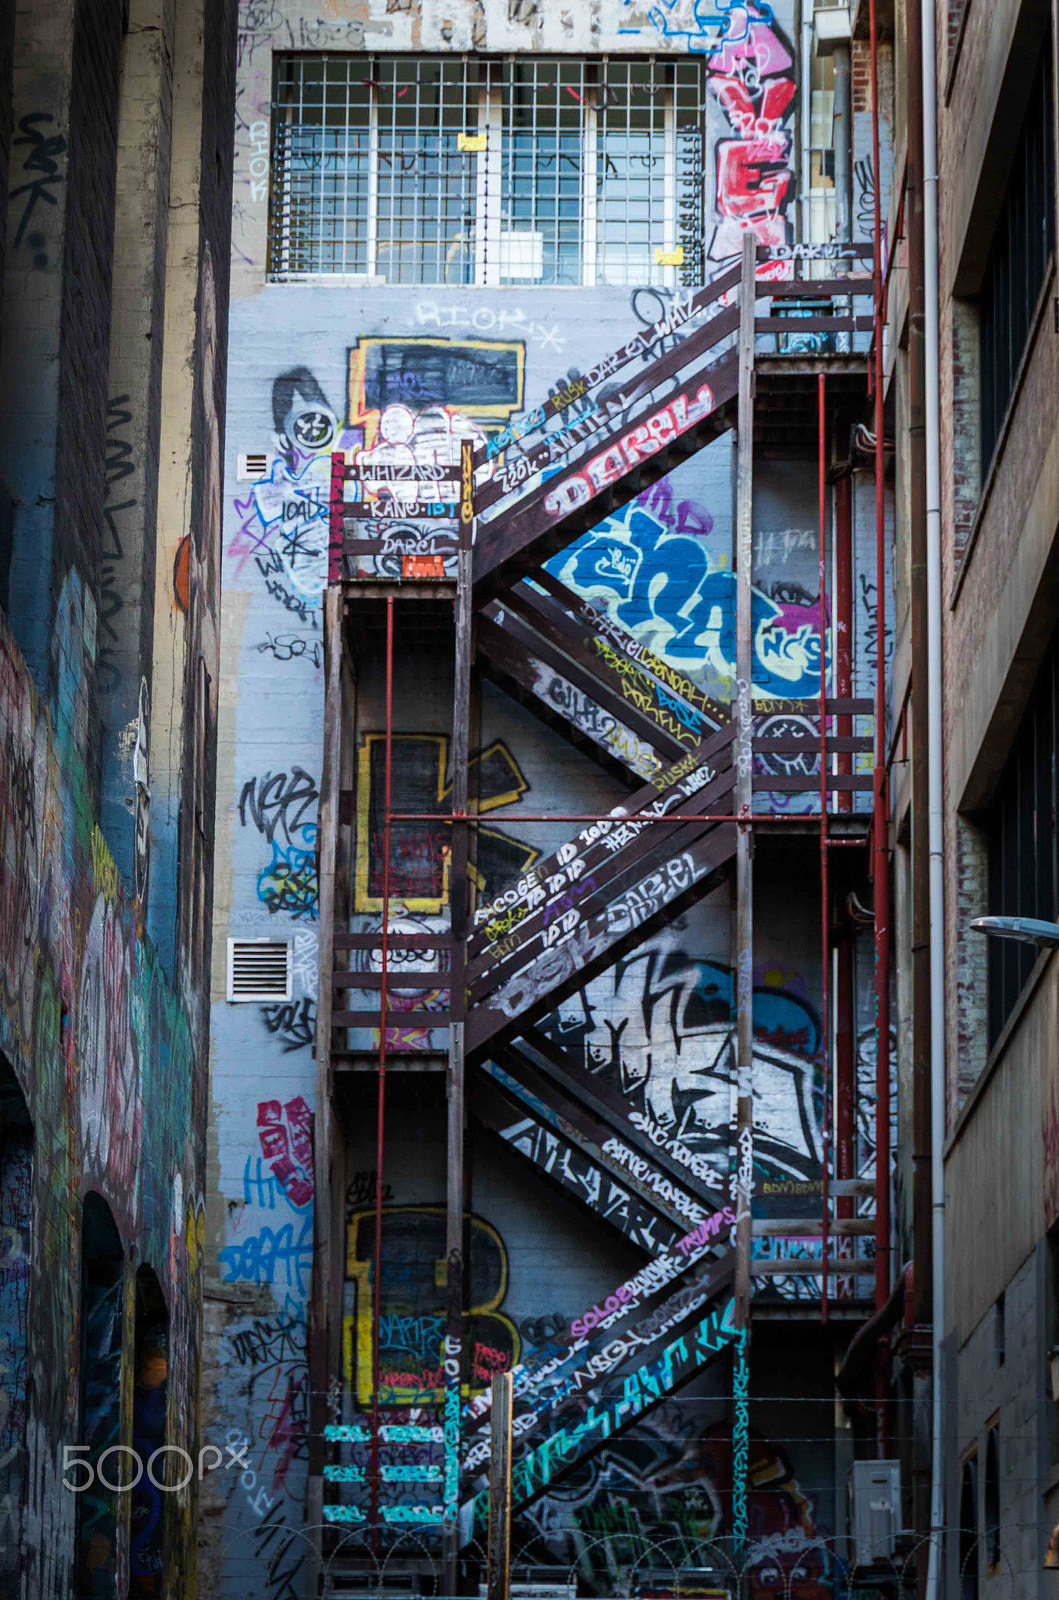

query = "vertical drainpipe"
[
  {"left": 801, "top": 0, "right": 814, "bottom": 242},
  {"left": 921, "top": 0, "right": 946, "bottom": 1583},
  {"left": 832, "top": 37, "right": 853, "bottom": 351},
  {"left": 833, "top": 41, "right": 852, "bottom": 244},
  {"left": 907, "top": 0, "right": 937, "bottom": 1580},
  {"left": 868, "top": 0, "right": 893, "bottom": 1456}
]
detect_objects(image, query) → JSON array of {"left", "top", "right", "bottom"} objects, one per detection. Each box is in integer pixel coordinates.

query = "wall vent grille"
[
  {"left": 237, "top": 451, "right": 269, "bottom": 481},
  {"left": 227, "top": 938, "right": 293, "bottom": 1002}
]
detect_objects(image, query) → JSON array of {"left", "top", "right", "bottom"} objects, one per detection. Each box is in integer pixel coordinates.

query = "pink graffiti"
[
  {"left": 471, "top": 1343, "right": 510, "bottom": 1383},
  {"left": 676, "top": 1206, "right": 734, "bottom": 1256},
  {"left": 257, "top": 1096, "right": 314, "bottom": 1207},
  {"left": 261, "top": 1367, "right": 306, "bottom": 1495},
  {"left": 706, "top": 5, "right": 796, "bottom": 265},
  {"left": 543, "top": 383, "right": 716, "bottom": 520}
]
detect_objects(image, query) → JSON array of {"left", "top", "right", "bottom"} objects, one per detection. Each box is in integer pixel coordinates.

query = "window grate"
[
  {"left": 227, "top": 937, "right": 294, "bottom": 1002},
  {"left": 267, "top": 54, "right": 705, "bottom": 287}
]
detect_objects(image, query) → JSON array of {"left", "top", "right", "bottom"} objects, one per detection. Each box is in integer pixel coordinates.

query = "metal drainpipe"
[
  {"left": 921, "top": 0, "right": 946, "bottom": 1584},
  {"left": 833, "top": 40, "right": 853, "bottom": 350},
  {"left": 801, "top": 0, "right": 814, "bottom": 241},
  {"left": 868, "top": 0, "right": 893, "bottom": 1456},
  {"left": 907, "top": 0, "right": 938, "bottom": 1585},
  {"left": 833, "top": 42, "right": 852, "bottom": 243}
]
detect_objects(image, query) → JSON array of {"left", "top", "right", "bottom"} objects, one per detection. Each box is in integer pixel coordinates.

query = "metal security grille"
[{"left": 268, "top": 55, "right": 705, "bottom": 286}]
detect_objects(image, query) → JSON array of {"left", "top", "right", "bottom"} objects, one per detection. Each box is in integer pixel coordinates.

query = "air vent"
[
  {"left": 227, "top": 937, "right": 293, "bottom": 1002},
  {"left": 237, "top": 451, "right": 269, "bottom": 481}
]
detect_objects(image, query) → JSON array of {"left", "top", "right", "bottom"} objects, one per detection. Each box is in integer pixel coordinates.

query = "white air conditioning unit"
[
  {"left": 851, "top": 1459, "right": 902, "bottom": 1566},
  {"left": 813, "top": 3, "right": 851, "bottom": 52},
  {"left": 227, "top": 937, "right": 292, "bottom": 1002}
]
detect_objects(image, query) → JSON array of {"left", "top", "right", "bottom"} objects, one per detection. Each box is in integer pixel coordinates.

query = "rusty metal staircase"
[{"left": 313, "top": 242, "right": 880, "bottom": 1570}]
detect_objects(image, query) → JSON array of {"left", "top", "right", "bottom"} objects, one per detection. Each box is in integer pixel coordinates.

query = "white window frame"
[{"left": 269, "top": 55, "right": 702, "bottom": 289}]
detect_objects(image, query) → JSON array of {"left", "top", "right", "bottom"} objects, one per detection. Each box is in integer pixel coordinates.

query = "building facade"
[
  {"left": 0, "top": 0, "right": 236, "bottom": 1590},
  {"left": 884, "top": 0, "right": 1059, "bottom": 1593},
  {"left": 200, "top": 2, "right": 904, "bottom": 1597}
]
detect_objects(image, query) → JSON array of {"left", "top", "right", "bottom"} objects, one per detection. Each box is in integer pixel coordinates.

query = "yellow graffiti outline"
[
  {"left": 354, "top": 735, "right": 538, "bottom": 914},
  {"left": 345, "top": 1205, "right": 520, "bottom": 1408},
  {"left": 347, "top": 337, "right": 526, "bottom": 429}
]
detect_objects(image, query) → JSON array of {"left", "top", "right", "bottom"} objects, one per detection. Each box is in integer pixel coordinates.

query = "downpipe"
[{"left": 921, "top": 0, "right": 946, "bottom": 1589}]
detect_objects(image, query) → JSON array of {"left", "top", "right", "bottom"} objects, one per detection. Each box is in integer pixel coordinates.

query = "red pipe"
[
  {"left": 869, "top": 0, "right": 893, "bottom": 1456},
  {"left": 370, "top": 595, "right": 395, "bottom": 1540},
  {"left": 836, "top": 936, "right": 856, "bottom": 1297},
  {"left": 836, "top": 471, "right": 854, "bottom": 814},
  {"left": 819, "top": 373, "right": 830, "bottom": 1325}
]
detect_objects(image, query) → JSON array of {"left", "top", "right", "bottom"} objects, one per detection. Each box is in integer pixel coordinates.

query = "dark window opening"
[
  {"left": 0, "top": 1057, "right": 32, "bottom": 1591},
  {"left": 130, "top": 1268, "right": 169, "bottom": 1597},
  {"left": 980, "top": 36, "right": 1055, "bottom": 470},
  {"left": 994, "top": 1293, "right": 1005, "bottom": 1367},
  {"left": 77, "top": 1193, "right": 124, "bottom": 1599},
  {"left": 985, "top": 633, "right": 1059, "bottom": 1045},
  {"left": 985, "top": 1426, "right": 1000, "bottom": 1572},
  {"left": 960, "top": 1456, "right": 979, "bottom": 1600}
]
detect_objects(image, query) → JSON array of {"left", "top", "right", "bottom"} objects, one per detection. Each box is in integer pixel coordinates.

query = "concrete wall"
[
  {"left": 946, "top": 1248, "right": 1046, "bottom": 1600},
  {"left": 0, "top": 0, "right": 235, "bottom": 1588},
  {"left": 0, "top": 597, "right": 201, "bottom": 1594}
]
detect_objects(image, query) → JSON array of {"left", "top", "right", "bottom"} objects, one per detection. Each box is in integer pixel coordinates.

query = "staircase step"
[
  {"left": 466, "top": 817, "right": 737, "bottom": 1052},
  {"left": 473, "top": 1057, "right": 699, "bottom": 1241},
  {"left": 474, "top": 351, "right": 739, "bottom": 597},
  {"left": 472, "top": 262, "right": 742, "bottom": 515},
  {"left": 476, "top": 611, "right": 661, "bottom": 784},
  {"left": 467, "top": 725, "right": 735, "bottom": 981}
]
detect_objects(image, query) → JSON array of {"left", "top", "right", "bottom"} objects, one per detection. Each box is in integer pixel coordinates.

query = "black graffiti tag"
[
  {"left": 238, "top": 767, "right": 319, "bottom": 845},
  {"left": 10, "top": 113, "right": 66, "bottom": 249},
  {"left": 260, "top": 996, "right": 315, "bottom": 1053}
]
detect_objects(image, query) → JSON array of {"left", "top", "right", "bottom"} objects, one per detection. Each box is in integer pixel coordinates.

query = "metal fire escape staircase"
[{"left": 311, "top": 241, "right": 879, "bottom": 1581}]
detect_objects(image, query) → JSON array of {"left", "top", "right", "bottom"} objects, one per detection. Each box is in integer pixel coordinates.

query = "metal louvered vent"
[
  {"left": 227, "top": 937, "right": 293, "bottom": 1002},
  {"left": 237, "top": 452, "right": 269, "bottom": 481}
]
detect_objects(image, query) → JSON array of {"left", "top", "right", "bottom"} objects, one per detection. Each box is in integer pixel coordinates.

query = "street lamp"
[{"left": 970, "top": 915, "right": 1059, "bottom": 948}]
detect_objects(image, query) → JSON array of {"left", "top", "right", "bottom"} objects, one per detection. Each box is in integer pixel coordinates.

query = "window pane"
[
  {"left": 987, "top": 627, "right": 1059, "bottom": 1044},
  {"left": 979, "top": 37, "right": 1056, "bottom": 469},
  {"left": 269, "top": 53, "right": 705, "bottom": 286}
]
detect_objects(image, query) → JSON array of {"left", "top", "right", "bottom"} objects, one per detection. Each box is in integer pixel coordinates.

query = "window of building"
[
  {"left": 984, "top": 1423, "right": 1000, "bottom": 1573},
  {"left": 994, "top": 1292, "right": 1005, "bottom": 1367},
  {"left": 268, "top": 54, "right": 706, "bottom": 288},
  {"left": 960, "top": 1453, "right": 979, "bottom": 1600},
  {"left": 0, "top": 1057, "right": 32, "bottom": 1591},
  {"left": 76, "top": 1194, "right": 125, "bottom": 1598},
  {"left": 979, "top": 37, "right": 1055, "bottom": 471},
  {"left": 985, "top": 633, "right": 1059, "bottom": 1046},
  {"left": 130, "top": 1267, "right": 168, "bottom": 1596}
]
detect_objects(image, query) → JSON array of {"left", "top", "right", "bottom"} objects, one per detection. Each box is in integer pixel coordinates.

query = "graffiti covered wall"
[
  {"left": 0, "top": 594, "right": 205, "bottom": 1592},
  {"left": 207, "top": 286, "right": 881, "bottom": 1596},
  {"left": 206, "top": 0, "right": 889, "bottom": 1590}
]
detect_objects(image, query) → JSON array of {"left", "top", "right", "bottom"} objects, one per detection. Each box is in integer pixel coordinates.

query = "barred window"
[
  {"left": 268, "top": 55, "right": 706, "bottom": 287},
  {"left": 979, "top": 37, "right": 1055, "bottom": 470}
]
